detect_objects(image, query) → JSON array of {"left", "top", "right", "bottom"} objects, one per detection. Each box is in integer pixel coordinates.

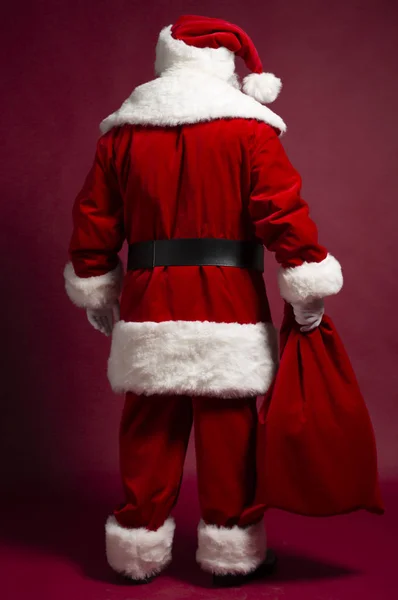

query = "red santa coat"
[{"left": 64, "top": 61, "right": 343, "bottom": 398}]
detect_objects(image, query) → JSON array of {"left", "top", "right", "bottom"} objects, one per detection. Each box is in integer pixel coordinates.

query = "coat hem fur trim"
[
  {"left": 196, "top": 519, "right": 267, "bottom": 575},
  {"left": 108, "top": 320, "right": 278, "bottom": 397},
  {"left": 278, "top": 254, "right": 343, "bottom": 303},
  {"left": 105, "top": 516, "right": 175, "bottom": 580}
]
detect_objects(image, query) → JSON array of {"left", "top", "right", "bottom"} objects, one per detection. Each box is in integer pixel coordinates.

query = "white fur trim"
[
  {"left": 196, "top": 519, "right": 267, "bottom": 575},
  {"left": 278, "top": 254, "right": 343, "bottom": 303},
  {"left": 105, "top": 516, "right": 175, "bottom": 580},
  {"left": 100, "top": 25, "right": 286, "bottom": 135},
  {"left": 100, "top": 69, "right": 286, "bottom": 134},
  {"left": 243, "top": 72, "right": 282, "bottom": 104},
  {"left": 155, "top": 25, "right": 236, "bottom": 81},
  {"left": 64, "top": 261, "right": 123, "bottom": 309},
  {"left": 108, "top": 320, "right": 278, "bottom": 397}
]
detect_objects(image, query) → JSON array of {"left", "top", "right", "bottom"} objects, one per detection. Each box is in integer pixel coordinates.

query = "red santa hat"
[{"left": 155, "top": 15, "right": 282, "bottom": 105}]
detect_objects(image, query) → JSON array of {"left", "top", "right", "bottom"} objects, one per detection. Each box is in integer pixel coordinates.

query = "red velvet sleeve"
[
  {"left": 69, "top": 132, "right": 124, "bottom": 277},
  {"left": 248, "top": 123, "right": 327, "bottom": 268},
  {"left": 248, "top": 123, "right": 343, "bottom": 303},
  {"left": 64, "top": 132, "right": 125, "bottom": 310}
]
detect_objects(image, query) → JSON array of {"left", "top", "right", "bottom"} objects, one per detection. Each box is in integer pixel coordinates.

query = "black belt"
[{"left": 127, "top": 238, "right": 264, "bottom": 272}]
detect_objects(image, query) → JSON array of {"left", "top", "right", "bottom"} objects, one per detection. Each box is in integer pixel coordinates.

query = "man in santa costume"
[{"left": 64, "top": 15, "right": 343, "bottom": 586}]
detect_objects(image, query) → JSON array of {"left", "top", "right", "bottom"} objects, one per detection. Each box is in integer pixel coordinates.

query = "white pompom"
[{"left": 242, "top": 72, "right": 282, "bottom": 104}]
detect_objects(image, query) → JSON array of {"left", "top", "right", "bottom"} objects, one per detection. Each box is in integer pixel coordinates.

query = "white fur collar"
[{"left": 100, "top": 67, "right": 286, "bottom": 135}]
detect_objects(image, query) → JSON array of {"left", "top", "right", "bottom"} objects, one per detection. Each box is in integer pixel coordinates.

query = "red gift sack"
[{"left": 256, "top": 304, "right": 384, "bottom": 516}]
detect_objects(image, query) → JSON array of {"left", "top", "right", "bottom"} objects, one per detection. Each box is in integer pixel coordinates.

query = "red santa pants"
[{"left": 105, "top": 393, "right": 267, "bottom": 580}]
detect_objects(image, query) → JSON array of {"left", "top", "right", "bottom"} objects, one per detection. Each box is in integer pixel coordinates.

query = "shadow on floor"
[{"left": 0, "top": 475, "right": 357, "bottom": 588}]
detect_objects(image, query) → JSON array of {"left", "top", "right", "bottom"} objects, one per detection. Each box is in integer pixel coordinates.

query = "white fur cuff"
[
  {"left": 64, "top": 261, "right": 123, "bottom": 309},
  {"left": 196, "top": 520, "right": 267, "bottom": 575},
  {"left": 278, "top": 254, "right": 343, "bottom": 303},
  {"left": 105, "top": 516, "right": 175, "bottom": 580}
]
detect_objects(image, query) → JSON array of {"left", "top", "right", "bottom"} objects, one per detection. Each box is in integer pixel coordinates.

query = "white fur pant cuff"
[
  {"left": 196, "top": 519, "right": 267, "bottom": 575},
  {"left": 105, "top": 516, "right": 175, "bottom": 580}
]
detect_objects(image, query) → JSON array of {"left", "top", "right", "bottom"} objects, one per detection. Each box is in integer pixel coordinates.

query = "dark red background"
[{"left": 1, "top": 0, "right": 397, "bottom": 500}]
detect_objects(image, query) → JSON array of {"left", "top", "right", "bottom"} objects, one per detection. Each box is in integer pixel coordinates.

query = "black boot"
[{"left": 213, "top": 549, "right": 277, "bottom": 588}]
